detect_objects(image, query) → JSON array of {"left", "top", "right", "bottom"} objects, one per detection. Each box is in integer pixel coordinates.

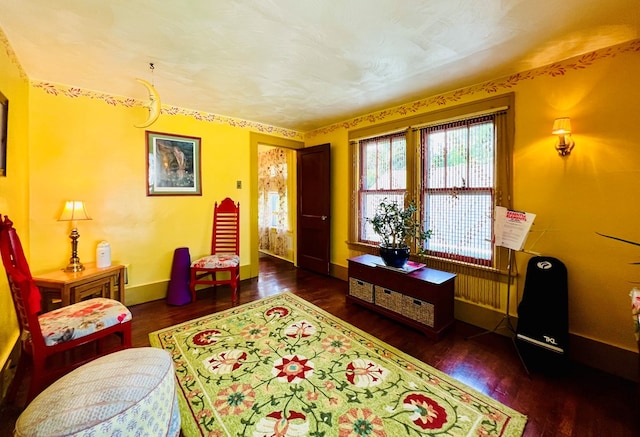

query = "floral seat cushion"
[
  {"left": 191, "top": 253, "right": 240, "bottom": 269},
  {"left": 38, "top": 298, "right": 132, "bottom": 347}
]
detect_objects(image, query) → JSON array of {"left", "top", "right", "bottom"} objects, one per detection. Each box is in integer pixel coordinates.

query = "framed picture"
[
  {"left": 146, "top": 131, "right": 202, "bottom": 196},
  {"left": 0, "top": 90, "right": 8, "bottom": 177}
]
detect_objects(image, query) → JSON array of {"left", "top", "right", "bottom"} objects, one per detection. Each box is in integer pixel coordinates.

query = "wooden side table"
[{"left": 32, "top": 263, "right": 125, "bottom": 312}]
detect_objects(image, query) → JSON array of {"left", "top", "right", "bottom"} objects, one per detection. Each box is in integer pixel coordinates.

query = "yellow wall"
[
  {"left": 26, "top": 91, "right": 304, "bottom": 303},
  {"left": 307, "top": 40, "right": 640, "bottom": 355},
  {"left": 0, "top": 30, "right": 30, "bottom": 367},
  {"left": 1, "top": 22, "right": 639, "bottom": 378}
]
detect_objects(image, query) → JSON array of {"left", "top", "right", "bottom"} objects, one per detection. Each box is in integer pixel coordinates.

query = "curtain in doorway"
[{"left": 258, "top": 147, "right": 293, "bottom": 260}]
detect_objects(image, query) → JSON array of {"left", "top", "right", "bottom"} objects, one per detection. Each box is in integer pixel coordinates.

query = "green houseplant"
[{"left": 368, "top": 198, "right": 432, "bottom": 268}]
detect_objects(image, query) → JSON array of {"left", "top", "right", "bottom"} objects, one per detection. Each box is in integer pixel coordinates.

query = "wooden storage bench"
[{"left": 347, "top": 254, "right": 456, "bottom": 339}]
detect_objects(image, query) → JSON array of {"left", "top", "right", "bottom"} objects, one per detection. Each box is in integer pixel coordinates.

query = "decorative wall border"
[
  {"left": 305, "top": 38, "right": 640, "bottom": 139},
  {"left": 0, "top": 27, "right": 27, "bottom": 81},
  {"left": 29, "top": 81, "right": 303, "bottom": 140}
]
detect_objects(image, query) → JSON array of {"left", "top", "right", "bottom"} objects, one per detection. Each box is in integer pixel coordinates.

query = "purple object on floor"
[{"left": 167, "top": 247, "right": 191, "bottom": 306}]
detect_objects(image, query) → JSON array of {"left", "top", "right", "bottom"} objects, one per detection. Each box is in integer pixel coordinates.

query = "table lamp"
[{"left": 58, "top": 200, "right": 92, "bottom": 272}]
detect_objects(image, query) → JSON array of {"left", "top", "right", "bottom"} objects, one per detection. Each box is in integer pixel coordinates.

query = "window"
[
  {"left": 350, "top": 95, "right": 513, "bottom": 270},
  {"left": 268, "top": 192, "right": 282, "bottom": 228},
  {"left": 357, "top": 132, "right": 407, "bottom": 244},
  {"left": 421, "top": 115, "right": 498, "bottom": 266}
]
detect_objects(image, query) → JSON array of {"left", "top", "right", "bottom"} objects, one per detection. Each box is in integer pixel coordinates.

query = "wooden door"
[{"left": 297, "top": 143, "right": 331, "bottom": 274}]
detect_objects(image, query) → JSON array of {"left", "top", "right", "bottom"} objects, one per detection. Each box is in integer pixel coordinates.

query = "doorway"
[
  {"left": 257, "top": 145, "right": 294, "bottom": 262},
  {"left": 249, "top": 133, "right": 304, "bottom": 278},
  {"left": 249, "top": 135, "right": 331, "bottom": 278}
]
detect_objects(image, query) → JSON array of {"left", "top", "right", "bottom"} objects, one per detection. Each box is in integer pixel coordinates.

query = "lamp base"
[
  {"left": 64, "top": 227, "right": 84, "bottom": 272},
  {"left": 65, "top": 259, "right": 85, "bottom": 272},
  {"left": 64, "top": 263, "right": 84, "bottom": 272}
]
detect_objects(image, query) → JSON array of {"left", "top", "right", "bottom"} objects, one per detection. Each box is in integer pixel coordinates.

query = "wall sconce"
[
  {"left": 58, "top": 200, "right": 92, "bottom": 272},
  {"left": 552, "top": 117, "right": 575, "bottom": 157}
]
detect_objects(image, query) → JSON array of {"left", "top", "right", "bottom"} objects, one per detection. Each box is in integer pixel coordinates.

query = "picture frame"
[
  {"left": 0, "top": 90, "right": 8, "bottom": 177},
  {"left": 146, "top": 131, "right": 202, "bottom": 196}
]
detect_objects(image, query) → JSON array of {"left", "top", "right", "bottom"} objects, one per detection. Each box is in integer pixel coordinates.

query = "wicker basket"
[
  {"left": 401, "top": 295, "right": 435, "bottom": 327},
  {"left": 349, "top": 278, "right": 374, "bottom": 303},
  {"left": 374, "top": 286, "right": 403, "bottom": 313}
]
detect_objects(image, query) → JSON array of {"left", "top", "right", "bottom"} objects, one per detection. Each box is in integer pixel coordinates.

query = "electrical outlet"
[{"left": 236, "top": 180, "right": 242, "bottom": 189}]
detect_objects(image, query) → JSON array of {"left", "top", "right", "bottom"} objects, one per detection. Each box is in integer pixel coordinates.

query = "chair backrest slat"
[{"left": 210, "top": 198, "right": 240, "bottom": 256}]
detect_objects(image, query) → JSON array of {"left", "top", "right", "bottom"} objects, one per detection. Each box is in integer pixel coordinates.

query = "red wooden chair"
[
  {"left": 0, "top": 215, "right": 132, "bottom": 404},
  {"left": 190, "top": 198, "right": 240, "bottom": 303}
]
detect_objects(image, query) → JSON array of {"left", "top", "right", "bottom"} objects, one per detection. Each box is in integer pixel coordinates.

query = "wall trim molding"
[{"left": 458, "top": 298, "right": 639, "bottom": 381}]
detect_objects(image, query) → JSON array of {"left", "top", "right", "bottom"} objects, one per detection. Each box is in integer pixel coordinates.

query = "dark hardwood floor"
[{"left": 2, "top": 253, "right": 638, "bottom": 436}]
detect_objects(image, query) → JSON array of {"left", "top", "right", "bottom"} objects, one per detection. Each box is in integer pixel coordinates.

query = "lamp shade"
[
  {"left": 58, "top": 201, "right": 91, "bottom": 221},
  {"left": 552, "top": 118, "right": 572, "bottom": 135}
]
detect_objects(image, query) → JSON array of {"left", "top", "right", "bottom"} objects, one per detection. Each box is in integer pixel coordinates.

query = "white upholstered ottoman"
[{"left": 15, "top": 347, "right": 180, "bottom": 437}]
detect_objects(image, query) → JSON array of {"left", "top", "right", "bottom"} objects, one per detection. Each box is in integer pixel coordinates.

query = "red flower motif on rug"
[
  {"left": 203, "top": 349, "right": 247, "bottom": 374},
  {"left": 402, "top": 393, "right": 447, "bottom": 430},
  {"left": 345, "top": 358, "right": 389, "bottom": 387},
  {"left": 284, "top": 320, "right": 316, "bottom": 338},
  {"left": 192, "top": 329, "right": 221, "bottom": 346},
  {"left": 255, "top": 410, "right": 309, "bottom": 436},
  {"left": 265, "top": 306, "right": 290, "bottom": 318},
  {"left": 272, "top": 354, "right": 315, "bottom": 383}
]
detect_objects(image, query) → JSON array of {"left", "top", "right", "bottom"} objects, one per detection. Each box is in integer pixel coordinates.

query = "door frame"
[{"left": 249, "top": 133, "right": 304, "bottom": 278}]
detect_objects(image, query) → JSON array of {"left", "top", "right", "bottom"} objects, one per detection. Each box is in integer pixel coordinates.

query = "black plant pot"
[{"left": 379, "top": 246, "right": 410, "bottom": 268}]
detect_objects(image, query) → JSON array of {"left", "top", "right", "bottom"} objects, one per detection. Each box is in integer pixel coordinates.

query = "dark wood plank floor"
[{"left": 2, "top": 254, "right": 638, "bottom": 436}]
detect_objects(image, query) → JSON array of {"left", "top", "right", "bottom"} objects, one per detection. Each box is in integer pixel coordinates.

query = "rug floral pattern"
[{"left": 149, "top": 293, "right": 526, "bottom": 436}]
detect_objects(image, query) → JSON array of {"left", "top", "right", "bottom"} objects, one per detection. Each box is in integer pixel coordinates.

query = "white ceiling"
[{"left": 1, "top": 0, "right": 638, "bottom": 131}]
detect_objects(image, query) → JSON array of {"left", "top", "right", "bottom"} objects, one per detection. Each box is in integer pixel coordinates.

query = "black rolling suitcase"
[{"left": 516, "top": 256, "right": 569, "bottom": 374}]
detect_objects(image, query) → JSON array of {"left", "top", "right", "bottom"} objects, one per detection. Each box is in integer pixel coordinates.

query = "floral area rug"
[{"left": 149, "top": 293, "right": 527, "bottom": 436}]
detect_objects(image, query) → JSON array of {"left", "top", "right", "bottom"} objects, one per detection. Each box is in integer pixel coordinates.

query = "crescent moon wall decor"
[{"left": 135, "top": 78, "right": 161, "bottom": 128}]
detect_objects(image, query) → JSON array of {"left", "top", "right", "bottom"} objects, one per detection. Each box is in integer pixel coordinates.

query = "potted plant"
[{"left": 368, "top": 198, "right": 432, "bottom": 268}]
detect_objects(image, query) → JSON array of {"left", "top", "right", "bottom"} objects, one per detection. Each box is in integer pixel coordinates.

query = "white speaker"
[{"left": 96, "top": 241, "right": 111, "bottom": 268}]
